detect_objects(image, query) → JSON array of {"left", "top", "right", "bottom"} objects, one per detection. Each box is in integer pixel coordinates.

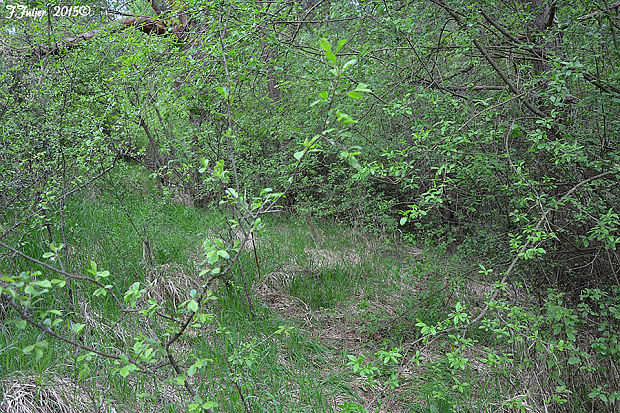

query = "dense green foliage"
[{"left": 0, "top": 0, "right": 618, "bottom": 411}]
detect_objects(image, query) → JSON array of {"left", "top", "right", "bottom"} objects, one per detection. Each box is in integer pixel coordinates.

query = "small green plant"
[{"left": 338, "top": 401, "right": 367, "bottom": 412}]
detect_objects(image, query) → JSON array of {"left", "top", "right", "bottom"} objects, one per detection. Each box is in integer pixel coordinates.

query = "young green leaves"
[
  {"left": 319, "top": 38, "right": 339, "bottom": 66},
  {"left": 347, "top": 83, "right": 372, "bottom": 99},
  {"left": 317, "top": 38, "right": 366, "bottom": 82}
]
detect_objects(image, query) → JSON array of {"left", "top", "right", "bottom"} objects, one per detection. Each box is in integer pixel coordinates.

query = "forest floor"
[{"left": 0, "top": 171, "right": 551, "bottom": 412}]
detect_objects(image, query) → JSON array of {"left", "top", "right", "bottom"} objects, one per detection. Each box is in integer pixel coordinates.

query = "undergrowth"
[{"left": 1, "top": 168, "right": 618, "bottom": 412}]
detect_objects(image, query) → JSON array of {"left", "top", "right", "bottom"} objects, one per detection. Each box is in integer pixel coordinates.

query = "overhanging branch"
[{"left": 3, "top": 13, "right": 173, "bottom": 57}]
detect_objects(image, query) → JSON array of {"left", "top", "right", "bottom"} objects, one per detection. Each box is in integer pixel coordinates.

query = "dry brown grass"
[
  {"left": 0, "top": 294, "right": 8, "bottom": 329},
  {"left": 255, "top": 264, "right": 311, "bottom": 318},
  {"left": 171, "top": 188, "right": 194, "bottom": 207},
  {"left": 145, "top": 263, "right": 202, "bottom": 312},
  {"left": 305, "top": 247, "right": 363, "bottom": 268},
  {"left": 0, "top": 374, "right": 90, "bottom": 413},
  {"left": 0, "top": 372, "right": 191, "bottom": 413}
]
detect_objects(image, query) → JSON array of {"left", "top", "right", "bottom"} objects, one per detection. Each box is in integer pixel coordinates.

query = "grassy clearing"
[{"left": 1, "top": 169, "right": 617, "bottom": 412}]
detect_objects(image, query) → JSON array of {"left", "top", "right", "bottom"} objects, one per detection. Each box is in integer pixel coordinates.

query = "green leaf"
[
  {"left": 294, "top": 151, "right": 304, "bottom": 161},
  {"left": 93, "top": 287, "right": 107, "bottom": 297},
  {"left": 400, "top": 217, "right": 407, "bottom": 226},
  {"left": 335, "top": 39, "right": 347, "bottom": 53},
  {"left": 354, "top": 83, "right": 372, "bottom": 93},
  {"left": 42, "top": 252, "right": 54, "bottom": 259},
  {"left": 348, "top": 155, "right": 361, "bottom": 170},
  {"left": 215, "top": 86, "right": 229, "bottom": 98},
  {"left": 342, "top": 59, "right": 357, "bottom": 71},
  {"left": 217, "top": 250, "right": 230, "bottom": 259},
  {"left": 207, "top": 252, "right": 219, "bottom": 265},
  {"left": 319, "top": 38, "right": 332, "bottom": 53},
  {"left": 119, "top": 364, "right": 137, "bottom": 378},
  {"left": 226, "top": 188, "right": 238, "bottom": 198},
  {"left": 319, "top": 91, "right": 328, "bottom": 100},
  {"left": 205, "top": 290, "right": 217, "bottom": 300},
  {"left": 347, "top": 91, "right": 363, "bottom": 99},
  {"left": 324, "top": 50, "right": 338, "bottom": 65},
  {"left": 308, "top": 134, "right": 320, "bottom": 146},
  {"left": 32, "top": 280, "right": 52, "bottom": 288},
  {"left": 187, "top": 300, "right": 199, "bottom": 313},
  {"left": 71, "top": 323, "right": 86, "bottom": 334}
]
